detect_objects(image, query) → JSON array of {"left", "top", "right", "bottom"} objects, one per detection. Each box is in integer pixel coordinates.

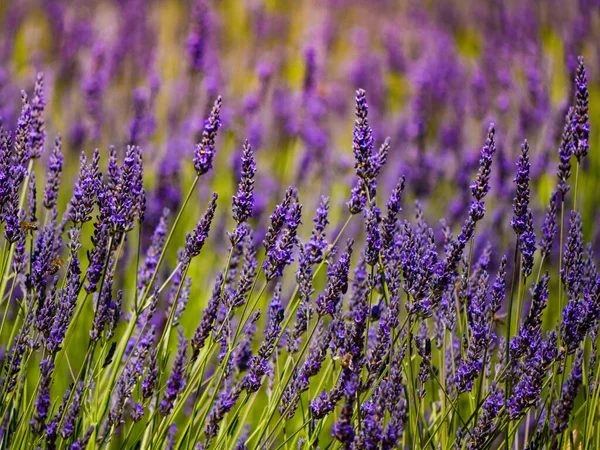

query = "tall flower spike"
[
  {"left": 470, "top": 123, "right": 496, "bottom": 201},
  {"left": 29, "top": 72, "right": 46, "bottom": 159},
  {"left": 466, "top": 383, "right": 504, "bottom": 449},
  {"left": 42, "top": 134, "right": 63, "bottom": 210},
  {"left": 304, "top": 195, "right": 330, "bottom": 266},
  {"left": 60, "top": 381, "right": 84, "bottom": 439},
  {"left": 68, "top": 149, "right": 100, "bottom": 224},
  {"left": 160, "top": 330, "right": 188, "bottom": 414},
  {"left": 352, "top": 88, "right": 374, "bottom": 181},
  {"left": 191, "top": 272, "right": 224, "bottom": 357},
  {"left": 519, "top": 211, "right": 536, "bottom": 278},
  {"left": 539, "top": 190, "right": 558, "bottom": 259},
  {"left": 30, "top": 357, "right": 55, "bottom": 434},
  {"left": 184, "top": 192, "right": 218, "bottom": 260},
  {"left": 263, "top": 187, "right": 295, "bottom": 252},
  {"left": 232, "top": 140, "right": 256, "bottom": 225},
  {"left": 46, "top": 255, "right": 81, "bottom": 354},
  {"left": 364, "top": 206, "right": 382, "bottom": 266},
  {"left": 550, "top": 349, "right": 584, "bottom": 440},
  {"left": 315, "top": 239, "right": 353, "bottom": 316},
  {"left": 511, "top": 140, "right": 531, "bottom": 235},
  {"left": 263, "top": 202, "right": 302, "bottom": 280},
  {"left": 381, "top": 176, "right": 405, "bottom": 258},
  {"left": 194, "top": 96, "right": 222, "bottom": 175},
  {"left": 557, "top": 108, "right": 575, "bottom": 196},
  {"left": 15, "top": 91, "right": 31, "bottom": 165},
  {"left": 138, "top": 208, "right": 169, "bottom": 291},
  {"left": 573, "top": 56, "right": 589, "bottom": 162}
]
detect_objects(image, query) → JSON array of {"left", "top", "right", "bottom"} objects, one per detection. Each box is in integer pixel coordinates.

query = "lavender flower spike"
[
  {"left": 42, "top": 134, "right": 63, "bottom": 210},
  {"left": 550, "top": 349, "right": 584, "bottom": 441},
  {"left": 184, "top": 192, "right": 218, "bottom": 260},
  {"left": 557, "top": 108, "right": 575, "bottom": 197},
  {"left": 30, "top": 357, "right": 55, "bottom": 435},
  {"left": 29, "top": 72, "right": 46, "bottom": 159},
  {"left": 573, "top": 56, "right": 589, "bottom": 162},
  {"left": 232, "top": 140, "right": 256, "bottom": 224},
  {"left": 511, "top": 140, "right": 531, "bottom": 235},
  {"left": 194, "top": 96, "right": 222, "bottom": 175},
  {"left": 470, "top": 123, "right": 496, "bottom": 201},
  {"left": 160, "top": 331, "right": 188, "bottom": 414}
]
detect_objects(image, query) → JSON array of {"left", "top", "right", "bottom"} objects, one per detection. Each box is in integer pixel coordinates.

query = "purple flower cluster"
[{"left": 0, "top": 5, "right": 599, "bottom": 448}]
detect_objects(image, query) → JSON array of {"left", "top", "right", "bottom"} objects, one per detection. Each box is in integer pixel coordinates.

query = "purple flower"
[
  {"left": 364, "top": 207, "right": 382, "bottom": 266},
  {"left": 204, "top": 384, "right": 242, "bottom": 446},
  {"left": 60, "top": 381, "right": 84, "bottom": 439},
  {"left": 508, "top": 331, "right": 557, "bottom": 418},
  {"left": 511, "top": 272, "right": 550, "bottom": 359},
  {"left": 85, "top": 220, "right": 110, "bottom": 294},
  {"left": 142, "top": 348, "right": 159, "bottom": 400},
  {"left": 511, "top": 140, "right": 531, "bottom": 235},
  {"left": 550, "top": 349, "right": 584, "bottom": 440},
  {"left": 352, "top": 88, "right": 375, "bottom": 182},
  {"left": 30, "top": 357, "right": 55, "bottom": 434},
  {"left": 46, "top": 256, "right": 81, "bottom": 354},
  {"left": 160, "top": 331, "right": 188, "bottom": 415},
  {"left": 466, "top": 383, "right": 504, "bottom": 449},
  {"left": 184, "top": 192, "right": 218, "bottom": 260},
  {"left": 42, "top": 134, "right": 63, "bottom": 210},
  {"left": 131, "top": 403, "right": 144, "bottom": 422},
  {"left": 470, "top": 124, "right": 496, "bottom": 201},
  {"left": 242, "top": 284, "right": 284, "bottom": 392},
  {"left": 304, "top": 195, "right": 330, "bottom": 266},
  {"left": 29, "top": 72, "right": 46, "bottom": 159},
  {"left": 557, "top": 108, "right": 575, "bottom": 196},
  {"left": 138, "top": 208, "right": 169, "bottom": 291},
  {"left": 232, "top": 140, "right": 256, "bottom": 225},
  {"left": 97, "top": 145, "right": 145, "bottom": 232},
  {"left": 573, "top": 56, "right": 589, "bottom": 162},
  {"left": 263, "top": 187, "right": 295, "bottom": 252},
  {"left": 67, "top": 149, "right": 100, "bottom": 224},
  {"left": 263, "top": 202, "right": 302, "bottom": 280},
  {"left": 194, "top": 96, "right": 222, "bottom": 176},
  {"left": 540, "top": 191, "right": 558, "bottom": 259},
  {"left": 561, "top": 211, "right": 583, "bottom": 293},
  {"left": 70, "top": 426, "right": 94, "bottom": 450},
  {"left": 191, "top": 272, "right": 224, "bottom": 357},
  {"left": 315, "top": 239, "right": 353, "bottom": 316},
  {"left": 381, "top": 176, "right": 405, "bottom": 260},
  {"left": 519, "top": 211, "right": 536, "bottom": 278}
]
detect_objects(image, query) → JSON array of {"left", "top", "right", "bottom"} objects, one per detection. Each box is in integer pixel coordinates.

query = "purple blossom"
[
  {"left": 30, "top": 357, "right": 54, "bottom": 434},
  {"left": 29, "top": 72, "right": 46, "bottom": 159},
  {"left": 42, "top": 134, "right": 63, "bottom": 210},
  {"left": 184, "top": 192, "right": 218, "bottom": 260},
  {"left": 573, "top": 56, "right": 589, "bottom": 162},
  {"left": 232, "top": 140, "right": 256, "bottom": 226},
  {"left": 315, "top": 239, "right": 353, "bottom": 316},
  {"left": 191, "top": 272, "right": 224, "bottom": 357},
  {"left": 160, "top": 331, "right": 188, "bottom": 415},
  {"left": 470, "top": 124, "right": 496, "bottom": 201},
  {"left": 557, "top": 108, "right": 575, "bottom": 196},
  {"left": 550, "top": 349, "right": 584, "bottom": 440},
  {"left": 511, "top": 140, "right": 531, "bottom": 235},
  {"left": 67, "top": 149, "right": 100, "bottom": 224},
  {"left": 194, "top": 96, "right": 222, "bottom": 176}
]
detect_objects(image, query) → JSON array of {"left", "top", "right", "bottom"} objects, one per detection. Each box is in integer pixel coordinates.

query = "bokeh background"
[{"left": 1, "top": 0, "right": 600, "bottom": 445}]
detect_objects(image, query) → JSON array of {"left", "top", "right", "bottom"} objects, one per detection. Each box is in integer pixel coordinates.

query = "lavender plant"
[{"left": 1, "top": 2, "right": 600, "bottom": 450}]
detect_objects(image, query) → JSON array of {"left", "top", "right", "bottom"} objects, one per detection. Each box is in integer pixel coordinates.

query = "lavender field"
[{"left": 1, "top": 1, "right": 599, "bottom": 449}]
